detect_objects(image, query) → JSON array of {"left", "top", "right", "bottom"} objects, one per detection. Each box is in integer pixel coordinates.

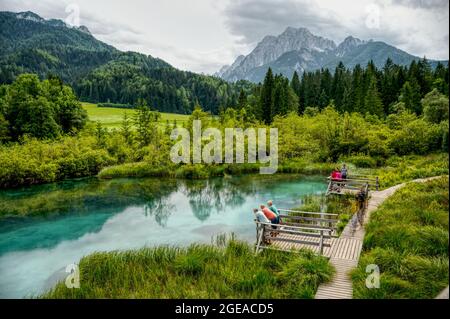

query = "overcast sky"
[{"left": 1, "top": 0, "right": 448, "bottom": 74}]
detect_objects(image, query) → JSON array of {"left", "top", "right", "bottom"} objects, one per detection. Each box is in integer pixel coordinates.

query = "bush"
[
  {"left": 98, "top": 102, "right": 134, "bottom": 109},
  {"left": 340, "top": 154, "right": 377, "bottom": 168},
  {"left": 0, "top": 136, "right": 115, "bottom": 188}
]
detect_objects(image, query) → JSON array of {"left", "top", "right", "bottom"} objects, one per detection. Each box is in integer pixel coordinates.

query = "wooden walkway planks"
[
  {"left": 315, "top": 236, "right": 362, "bottom": 299},
  {"left": 271, "top": 232, "right": 335, "bottom": 256},
  {"left": 315, "top": 258, "right": 357, "bottom": 299}
]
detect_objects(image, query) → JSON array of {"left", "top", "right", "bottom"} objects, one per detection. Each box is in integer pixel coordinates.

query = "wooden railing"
[
  {"left": 255, "top": 209, "right": 338, "bottom": 255},
  {"left": 326, "top": 175, "right": 379, "bottom": 196}
]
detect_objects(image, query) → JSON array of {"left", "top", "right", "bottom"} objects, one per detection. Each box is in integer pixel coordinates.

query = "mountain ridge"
[{"left": 217, "top": 26, "right": 447, "bottom": 83}]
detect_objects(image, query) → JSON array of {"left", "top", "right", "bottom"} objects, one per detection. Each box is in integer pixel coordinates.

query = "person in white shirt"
[
  {"left": 253, "top": 208, "right": 270, "bottom": 223},
  {"left": 253, "top": 208, "right": 272, "bottom": 244}
]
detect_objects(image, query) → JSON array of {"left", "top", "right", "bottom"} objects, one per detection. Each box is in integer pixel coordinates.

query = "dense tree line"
[
  {"left": 244, "top": 58, "right": 448, "bottom": 124},
  {"left": 73, "top": 52, "right": 253, "bottom": 115},
  {"left": 0, "top": 12, "right": 253, "bottom": 115}
]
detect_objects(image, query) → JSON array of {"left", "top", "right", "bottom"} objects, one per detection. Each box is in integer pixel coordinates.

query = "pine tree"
[
  {"left": 380, "top": 58, "right": 397, "bottom": 114},
  {"left": 332, "top": 62, "right": 347, "bottom": 110},
  {"left": 121, "top": 112, "right": 133, "bottom": 145},
  {"left": 290, "top": 71, "right": 302, "bottom": 113},
  {"left": 238, "top": 89, "right": 247, "bottom": 110},
  {"left": 414, "top": 58, "right": 433, "bottom": 96},
  {"left": 134, "top": 99, "right": 160, "bottom": 146},
  {"left": 260, "top": 68, "right": 274, "bottom": 124},
  {"left": 164, "top": 119, "right": 172, "bottom": 136},
  {"left": 364, "top": 76, "right": 384, "bottom": 118},
  {"left": 95, "top": 121, "right": 107, "bottom": 147},
  {"left": 399, "top": 79, "right": 422, "bottom": 115}
]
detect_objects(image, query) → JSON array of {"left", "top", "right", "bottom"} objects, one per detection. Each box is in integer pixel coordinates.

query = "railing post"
[
  {"left": 319, "top": 230, "right": 324, "bottom": 255},
  {"left": 376, "top": 176, "right": 379, "bottom": 191},
  {"left": 255, "top": 223, "right": 265, "bottom": 255},
  {"left": 256, "top": 223, "right": 259, "bottom": 243}
]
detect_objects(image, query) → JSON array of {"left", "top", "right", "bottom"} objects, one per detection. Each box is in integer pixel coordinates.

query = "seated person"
[
  {"left": 253, "top": 208, "right": 272, "bottom": 244},
  {"left": 261, "top": 204, "right": 279, "bottom": 224},
  {"left": 267, "top": 200, "right": 282, "bottom": 223},
  {"left": 253, "top": 208, "right": 270, "bottom": 223},
  {"left": 267, "top": 200, "right": 279, "bottom": 216},
  {"left": 331, "top": 168, "right": 343, "bottom": 192},
  {"left": 331, "top": 169, "right": 342, "bottom": 180}
]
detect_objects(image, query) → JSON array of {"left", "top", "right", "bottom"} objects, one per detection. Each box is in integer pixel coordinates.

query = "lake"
[{"left": 0, "top": 174, "right": 326, "bottom": 298}]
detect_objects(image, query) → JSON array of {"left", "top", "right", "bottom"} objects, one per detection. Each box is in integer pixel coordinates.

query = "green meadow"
[{"left": 82, "top": 102, "right": 190, "bottom": 129}]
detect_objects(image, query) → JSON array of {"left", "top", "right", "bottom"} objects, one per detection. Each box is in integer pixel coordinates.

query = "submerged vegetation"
[
  {"left": 352, "top": 177, "right": 449, "bottom": 298},
  {"left": 41, "top": 238, "right": 334, "bottom": 299}
]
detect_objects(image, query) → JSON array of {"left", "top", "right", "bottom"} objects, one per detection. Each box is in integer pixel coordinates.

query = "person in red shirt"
[
  {"left": 331, "top": 168, "right": 343, "bottom": 192},
  {"left": 260, "top": 205, "right": 279, "bottom": 224},
  {"left": 331, "top": 169, "right": 341, "bottom": 180},
  {"left": 261, "top": 204, "right": 279, "bottom": 236}
]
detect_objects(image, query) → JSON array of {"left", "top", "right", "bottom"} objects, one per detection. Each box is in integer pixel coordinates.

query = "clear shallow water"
[{"left": 0, "top": 175, "right": 326, "bottom": 298}]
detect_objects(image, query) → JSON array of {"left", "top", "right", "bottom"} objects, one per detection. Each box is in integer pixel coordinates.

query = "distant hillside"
[
  {"left": 217, "top": 27, "right": 448, "bottom": 83},
  {"left": 0, "top": 11, "right": 253, "bottom": 114}
]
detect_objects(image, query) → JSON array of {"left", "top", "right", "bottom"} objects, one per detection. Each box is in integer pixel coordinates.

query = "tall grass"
[
  {"left": 352, "top": 177, "right": 449, "bottom": 298},
  {"left": 41, "top": 239, "right": 334, "bottom": 299},
  {"left": 98, "top": 160, "right": 337, "bottom": 180}
]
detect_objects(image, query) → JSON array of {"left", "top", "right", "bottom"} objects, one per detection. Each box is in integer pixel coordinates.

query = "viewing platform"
[
  {"left": 254, "top": 174, "right": 378, "bottom": 299},
  {"left": 326, "top": 175, "right": 379, "bottom": 196}
]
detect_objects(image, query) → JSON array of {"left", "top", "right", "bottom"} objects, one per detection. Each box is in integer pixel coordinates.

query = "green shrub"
[
  {"left": 98, "top": 102, "right": 134, "bottom": 109},
  {"left": 340, "top": 154, "right": 377, "bottom": 168},
  {"left": 0, "top": 136, "right": 115, "bottom": 188}
]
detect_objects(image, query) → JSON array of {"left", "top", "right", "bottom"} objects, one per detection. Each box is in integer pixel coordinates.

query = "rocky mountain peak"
[
  {"left": 13, "top": 11, "right": 92, "bottom": 35},
  {"left": 219, "top": 27, "right": 337, "bottom": 81},
  {"left": 77, "top": 25, "right": 91, "bottom": 35},
  {"left": 15, "top": 11, "right": 44, "bottom": 23},
  {"left": 335, "top": 36, "right": 366, "bottom": 57},
  {"left": 216, "top": 27, "right": 438, "bottom": 83}
]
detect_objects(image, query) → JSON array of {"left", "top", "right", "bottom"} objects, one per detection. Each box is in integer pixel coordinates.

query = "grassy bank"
[
  {"left": 97, "top": 153, "right": 448, "bottom": 189},
  {"left": 351, "top": 176, "right": 449, "bottom": 298},
  {"left": 97, "top": 160, "right": 338, "bottom": 180},
  {"left": 42, "top": 238, "right": 334, "bottom": 299}
]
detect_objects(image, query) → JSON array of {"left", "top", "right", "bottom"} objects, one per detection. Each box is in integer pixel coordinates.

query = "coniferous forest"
[{"left": 248, "top": 59, "right": 448, "bottom": 124}]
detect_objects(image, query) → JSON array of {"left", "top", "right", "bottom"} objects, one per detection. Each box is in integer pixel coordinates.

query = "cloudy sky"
[{"left": 1, "top": 0, "right": 448, "bottom": 74}]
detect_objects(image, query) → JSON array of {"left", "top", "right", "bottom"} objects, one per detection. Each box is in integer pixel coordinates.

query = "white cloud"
[
  {"left": 0, "top": 0, "right": 448, "bottom": 74},
  {"left": 223, "top": 0, "right": 449, "bottom": 61}
]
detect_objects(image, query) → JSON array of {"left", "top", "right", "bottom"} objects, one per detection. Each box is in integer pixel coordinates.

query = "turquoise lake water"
[{"left": 0, "top": 175, "right": 326, "bottom": 298}]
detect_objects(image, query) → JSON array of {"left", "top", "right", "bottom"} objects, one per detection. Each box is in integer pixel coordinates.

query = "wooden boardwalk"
[
  {"left": 315, "top": 186, "right": 395, "bottom": 299},
  {"left": 314, "top": 177, "right": 441, "bottom": 299},
  {"left": 271, "top": 233, "right": 336, "bottom": 256}
]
